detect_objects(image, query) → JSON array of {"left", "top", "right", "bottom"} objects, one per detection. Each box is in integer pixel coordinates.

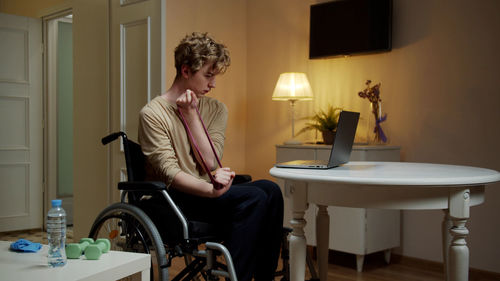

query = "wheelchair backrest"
[
  {"left": 101, "top": 132, "right": 147, "bottom": 203},
  {"left": 123, "top": 138, "right": 146, "bottom": 182},
  {"left": 101, "top": 131, "right": 146, "bottom": 182}
]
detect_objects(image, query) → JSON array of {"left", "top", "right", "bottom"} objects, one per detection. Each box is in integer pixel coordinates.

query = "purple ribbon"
[
  {"left": 375, "top": 114, "right": 388, "bottom": 143},
  {"left": 178, "top": 106, "right": 223, "bottom": 189}
]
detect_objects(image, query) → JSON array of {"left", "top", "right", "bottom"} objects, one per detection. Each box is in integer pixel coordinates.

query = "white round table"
[{"left": 270, "top": 161, "right": 500, "bottom": 281}]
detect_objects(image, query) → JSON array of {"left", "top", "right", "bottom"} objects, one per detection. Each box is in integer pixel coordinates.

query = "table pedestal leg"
[
  {"left": 442, "top": 209, "right": 452, "bottom": 281},
  {"left": 448, "top": 188, "right": 470, "bottom": 281},
  {"left": 316, "top": 205, "right": 329, "bottom": 281},
  {"left": 290, "top": 182, "right": 308, "bottom": 281},
  {"left": 449, "top": 219, "right": 469, "bottom": 281}
]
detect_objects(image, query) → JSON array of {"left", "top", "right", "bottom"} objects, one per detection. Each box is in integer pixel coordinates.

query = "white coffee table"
[
  {"left": 270, "top": 161, "right": 500, "bottom": 281},
  {"left": 0, "top": 240, "right": 151, "bottom": 281}
]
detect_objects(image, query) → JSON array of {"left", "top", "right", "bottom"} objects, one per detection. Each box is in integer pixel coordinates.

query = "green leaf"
[{"left": 296, "top": 105, "right": 343, "bottom": 135}]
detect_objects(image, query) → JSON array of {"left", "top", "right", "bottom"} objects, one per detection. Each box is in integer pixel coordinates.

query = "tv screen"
[{"left": 309, "top": 0, "right": 392, "bottom": 59}]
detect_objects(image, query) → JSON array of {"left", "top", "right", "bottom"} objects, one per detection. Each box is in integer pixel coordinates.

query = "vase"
[
  {"left": 368, "top": 112, "right": 388, "bottom": 144},
  {"left": 321, "top": 130, "right": 336, "bottom": 145}
]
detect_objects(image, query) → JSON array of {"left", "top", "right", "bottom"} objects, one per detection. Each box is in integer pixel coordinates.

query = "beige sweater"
[{"left": 138, "top": 95, "right": 227, "bottom": 189}]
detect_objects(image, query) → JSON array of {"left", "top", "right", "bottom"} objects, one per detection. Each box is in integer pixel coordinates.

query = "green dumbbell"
[
  {"left": 84, "top": 238, "right": 111, "bottom": 260},
  {"left": 66, "top": 238, "right": 94, "bottom": 259}
]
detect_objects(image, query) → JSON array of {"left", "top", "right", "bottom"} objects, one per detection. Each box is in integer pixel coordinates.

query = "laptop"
[{"left": 275, "top": 111, "right": 360, "bottom": 169}]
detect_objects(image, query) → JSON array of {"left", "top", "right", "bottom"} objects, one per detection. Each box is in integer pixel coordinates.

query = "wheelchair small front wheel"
[{"left": 89, "top": 202, "right": 168, "bottom": 281}]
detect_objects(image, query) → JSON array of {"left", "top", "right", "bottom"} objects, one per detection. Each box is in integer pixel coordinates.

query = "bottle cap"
[{"left": 51, "top": 199, "right": 62, "bottom": 207}]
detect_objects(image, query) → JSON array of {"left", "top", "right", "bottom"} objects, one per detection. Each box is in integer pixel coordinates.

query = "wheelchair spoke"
[
  {"left": 89, "top": 203, "right": 169, "bottom": 281},
  {"left": 93, "top": 215, "right": 125, "bottom": 250},
  {"left": 88, "top": 196, "right": 252, "bottom": 281},
  {"left": 126, "top": 217, "right": 151, "bottom": 253}
]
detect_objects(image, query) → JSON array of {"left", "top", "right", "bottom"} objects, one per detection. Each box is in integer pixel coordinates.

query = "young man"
[{"left": 138, "top": 32, "right": 283, "bottom": 281}]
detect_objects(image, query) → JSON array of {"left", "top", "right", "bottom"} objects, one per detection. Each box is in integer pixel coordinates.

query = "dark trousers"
[{"left": 171, "top": 180, "right": 284, "bottom": 281}]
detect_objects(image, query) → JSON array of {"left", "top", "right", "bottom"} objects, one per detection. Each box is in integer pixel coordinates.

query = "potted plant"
[{"left": 297, "top": 105, "right": 342, "bottom": 145}]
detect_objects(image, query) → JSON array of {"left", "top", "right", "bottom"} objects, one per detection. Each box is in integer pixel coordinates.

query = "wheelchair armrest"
[
  {"left": 119, "top": 175, "right": 252, "bottom": 190},
  {"left": 118, "top": 181, "right": 167, "bottom": 191},
  {"left": 233, "top": 174, "right": 252, "bottom": 185}
]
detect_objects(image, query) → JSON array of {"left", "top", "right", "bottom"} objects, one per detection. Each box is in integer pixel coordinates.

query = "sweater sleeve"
[
  {"left": 138, "top": 106, "right": 181, "bottom": 189},
  {"left": 204, "top": 99, "right": 228, "bottom": 162}
]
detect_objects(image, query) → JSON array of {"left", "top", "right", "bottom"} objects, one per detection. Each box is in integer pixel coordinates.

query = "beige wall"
[
  {"left": 71, "top": 0, "right": 249, "bottom": 240},
  {"left": 246, "top": 0, "right": 316, "bottom": 179},
  {"left": 0, "top": 0, "right": 110, "bottom": 240},
  {"left": 165, "top": 0, "right": 248, "bottom": 173},
  {"left": 71, "top": 0, "right": 109, "bottom": 240},
  {"left": 0, "top": 0, "right": 65, "bottom": 18},
  {"left": 3, "top": 0, "right": 500, "bottom": 273},
  {"left": 1, "top": 0, "right": 248, "bottom": 239},
  {"left": 247, "top": 0, "right": 500, "bottom": 273}
]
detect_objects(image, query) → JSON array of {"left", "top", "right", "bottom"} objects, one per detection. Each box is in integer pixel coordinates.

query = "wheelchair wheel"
[{"left": 89, "top": 202, "right": 168, "bottom": 281}]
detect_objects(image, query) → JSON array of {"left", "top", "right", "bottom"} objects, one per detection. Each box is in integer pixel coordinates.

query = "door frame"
[
  {"left": 42, "top": 7, "right": 73, "bottom": 226},
  {"left": 108, "top": 0, "right": 166, "bottom": 203}
]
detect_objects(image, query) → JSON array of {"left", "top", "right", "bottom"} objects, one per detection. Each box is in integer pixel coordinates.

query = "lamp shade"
[{"left": 272, "top": 72, "right": 314, "bottom": 101}]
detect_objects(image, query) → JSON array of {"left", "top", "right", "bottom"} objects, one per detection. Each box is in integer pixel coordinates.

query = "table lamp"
[{"left": 272, "top": 72, "right": 313, "bottom": 145}]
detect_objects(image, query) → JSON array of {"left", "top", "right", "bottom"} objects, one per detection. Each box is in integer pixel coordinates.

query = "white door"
[
  {"left": 108, "top": 0, "right": 165, "bottom": 202},
  {"left": 0, "top": 13, "right": 43, "bottom": 232}
]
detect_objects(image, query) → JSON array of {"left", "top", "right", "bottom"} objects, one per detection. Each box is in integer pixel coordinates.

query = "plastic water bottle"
[{"left": 47, "top": 199, "right": 67, "bottom": 267}]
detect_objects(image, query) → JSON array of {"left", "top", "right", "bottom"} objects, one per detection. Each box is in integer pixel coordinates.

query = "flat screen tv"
[{"left": 309, "top": 0, "right": 392, "bottom": 59}]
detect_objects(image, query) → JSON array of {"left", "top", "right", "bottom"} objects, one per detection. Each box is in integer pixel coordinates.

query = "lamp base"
[{"left": 284, "top": 138, "right": 303, "bottom": 145}]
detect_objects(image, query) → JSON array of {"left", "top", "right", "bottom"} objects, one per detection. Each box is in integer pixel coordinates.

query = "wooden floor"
[
  {"left": 168, "top": 250, "right": 500, "bottom": 281},
  {"left": 2, "top": 228, "right": 498, "bottom": 281}
]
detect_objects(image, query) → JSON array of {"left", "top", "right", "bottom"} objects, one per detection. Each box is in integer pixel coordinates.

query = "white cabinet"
[{"left": 275, "top": 144, "right": 401, "bottom": 272}]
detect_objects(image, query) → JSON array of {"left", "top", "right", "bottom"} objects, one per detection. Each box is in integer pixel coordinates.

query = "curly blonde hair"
[{"left": 174, "top": 32, "right": 230, "bottom": 76}]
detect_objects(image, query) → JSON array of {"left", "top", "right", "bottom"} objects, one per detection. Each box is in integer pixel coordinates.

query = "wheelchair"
[{"left": 88, "top": 132, "right": 302, "bottom": 281}]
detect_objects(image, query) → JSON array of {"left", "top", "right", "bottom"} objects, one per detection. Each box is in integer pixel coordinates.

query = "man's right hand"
[
  {"left": 176, "top": 89, "right": 198, "bottom": 113},
  {"left": 211, "top": 167, "right": 235, "bottom": 196}
]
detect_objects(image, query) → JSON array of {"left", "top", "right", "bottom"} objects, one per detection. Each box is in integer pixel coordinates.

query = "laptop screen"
[{"left": 328, "top": 111, "right": 360, "bottom": 167}]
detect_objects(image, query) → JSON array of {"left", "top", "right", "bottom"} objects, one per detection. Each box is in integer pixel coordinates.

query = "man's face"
[{"left": 186, "top": 62, "right": 218, "bottom": 96}]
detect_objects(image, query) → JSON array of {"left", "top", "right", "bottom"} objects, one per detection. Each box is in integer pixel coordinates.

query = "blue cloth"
[{"left": 10, "top": 239, "right": 42, "bottom": 253}]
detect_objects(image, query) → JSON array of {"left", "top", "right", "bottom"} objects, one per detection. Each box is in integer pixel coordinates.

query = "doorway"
[{"left": 43, "top": 10, "right": 74, "bottom": 225}]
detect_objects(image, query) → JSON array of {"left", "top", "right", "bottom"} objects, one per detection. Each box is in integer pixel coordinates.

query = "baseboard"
[{"left": 307, "top": 246, "right": 500, "bottom": 279}]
